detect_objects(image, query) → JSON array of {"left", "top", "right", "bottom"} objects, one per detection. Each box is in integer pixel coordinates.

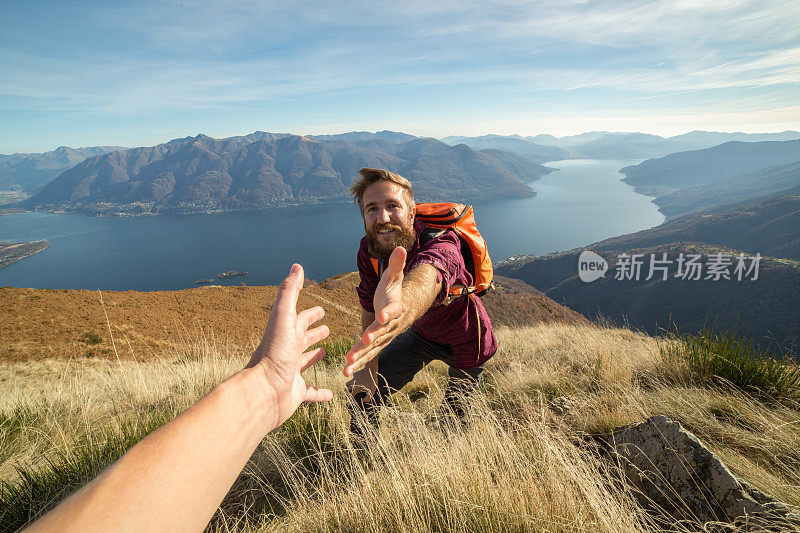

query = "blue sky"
[{"left": 2, "top": 0, "right": 799, "bottom": 153}]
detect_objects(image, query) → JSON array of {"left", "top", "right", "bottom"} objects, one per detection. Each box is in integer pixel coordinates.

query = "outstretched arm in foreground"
[
  {"left": 344, "top": 246, "right": 442, "bottom": 377},
  {"left": 27, "top": 264, "right": 332, "bottom": 533}
]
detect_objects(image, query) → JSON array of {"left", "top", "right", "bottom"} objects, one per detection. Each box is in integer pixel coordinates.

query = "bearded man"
[{"left": 344, "top": 167, "right": 497, "bottom": 437}]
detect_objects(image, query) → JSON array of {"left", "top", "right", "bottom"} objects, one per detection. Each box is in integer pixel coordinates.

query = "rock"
[
  {"left": 607, "top": 415, "right": 798, "bottom": 530},
  {"left": 548, "top": 396, "right": 578, "bottom": 416}
]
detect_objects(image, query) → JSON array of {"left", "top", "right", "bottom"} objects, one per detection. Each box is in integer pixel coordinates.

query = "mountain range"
[
  {"left": 653, "top": 161, "right": 800, "bottom": 219},
  {"left": 0, "top": 145, "right": 125, "bottom": 193},
  {"left": 619, "top": 139, "right": 800, "bottom": 192},
  {"left": 26, "top": 132, "right": 551, "bottom": 215},
  {"left": 443, "top": 131, "right": 800, "bottom": 160},
  {"left": 496, "top": 194, "right": 800, "bottom": 355}
]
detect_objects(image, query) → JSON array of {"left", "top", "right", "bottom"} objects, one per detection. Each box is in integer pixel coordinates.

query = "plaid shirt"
[{"left": 356, "top": 219, "right": 497, "bottom": 369}]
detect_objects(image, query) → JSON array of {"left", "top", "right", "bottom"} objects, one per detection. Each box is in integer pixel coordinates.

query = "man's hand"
[
  {"left": 246, "top": 263, "right": 333, "bottom": 428},
  {"left": 344, "top": 247, "right": 408, "bottom": 377}
]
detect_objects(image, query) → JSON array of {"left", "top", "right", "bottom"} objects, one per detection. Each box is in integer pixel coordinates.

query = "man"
[{"left": 344, "top": 167, "right": 497, "bottom": 435}]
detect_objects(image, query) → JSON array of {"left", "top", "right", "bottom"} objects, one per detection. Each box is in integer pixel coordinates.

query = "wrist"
[{"left": 218, "top": 366, "right": 281, "bottom": 439}]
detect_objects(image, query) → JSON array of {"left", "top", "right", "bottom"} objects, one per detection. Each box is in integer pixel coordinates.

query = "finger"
[
  {"left": 344, "top": 350, "right": 378, "bottom": 377},
  {"left": 300, "top": 346, "right": 326, "bottom": 372},
  {"left": 361, "top": 319, "right": 388, "bottom": 345},
  {"left": 297, "top": 305, "right": 325, "bottom": 330},
  {"left": 352, "top": 320, "right": 397, "bottom": 358},
  {"left": 305, "top": 386, "right": 333, "bottom": 403},
  {"left": 344, "top": 343, "right": 382, "bottom": 375},
  {"left": 362, "top": 315, "right": 401, "bottom": 347},
  {"left": 303, "top": 325, "right": 330, "bottom": 351},
  {"left": 377, "top": 302, "right": 402, "bottom": 325},
  {"left": 273, "top": 264, "right": 304, "bottom": 315}
]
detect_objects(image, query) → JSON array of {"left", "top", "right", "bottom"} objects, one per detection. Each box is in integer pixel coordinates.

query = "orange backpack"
[{"left": 371, "top": 202, "right": 494, "bottom": 303}]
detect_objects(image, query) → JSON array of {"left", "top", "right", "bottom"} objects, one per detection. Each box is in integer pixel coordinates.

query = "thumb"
[{"left": 386, "top": 246, "right": 407, "bottom": 278}]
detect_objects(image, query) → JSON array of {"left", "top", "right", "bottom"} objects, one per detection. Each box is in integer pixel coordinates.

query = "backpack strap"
[
  {"left": 370, "top": 257, "right": 384, "bottom": 278},
  {"left": 470, "top": 293, "right": 481, "bottom": 365}
]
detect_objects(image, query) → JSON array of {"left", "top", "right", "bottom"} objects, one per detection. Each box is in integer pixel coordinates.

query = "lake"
[{"left": 0, "top": 159, "right": 664, "bottom": 290}]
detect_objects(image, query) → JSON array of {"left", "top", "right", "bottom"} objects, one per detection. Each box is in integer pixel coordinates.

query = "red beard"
[{"left": 366, "top": 221, "right": 416, "bottom": 260}]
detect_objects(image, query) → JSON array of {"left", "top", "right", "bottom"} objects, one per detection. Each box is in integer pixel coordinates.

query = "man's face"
[{"left": 362, "top": 181, "right": 416, "bottom": 260}]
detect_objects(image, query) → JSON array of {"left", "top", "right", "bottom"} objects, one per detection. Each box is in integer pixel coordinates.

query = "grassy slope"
[
  {"left": 0, "top": 273, "right": 585, "bottom": 362},
  {"left": 2, "top": 320, "right": 798, "bottom": 532}
]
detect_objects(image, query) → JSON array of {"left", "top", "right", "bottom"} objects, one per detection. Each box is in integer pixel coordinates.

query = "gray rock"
[{"left": 608, "top": 415, "right": 798, "bottom": 530}]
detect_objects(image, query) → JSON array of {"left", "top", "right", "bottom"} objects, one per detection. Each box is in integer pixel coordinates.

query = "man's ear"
[{"left": 409, "top": 201, "right": 416, "bottom": 220}]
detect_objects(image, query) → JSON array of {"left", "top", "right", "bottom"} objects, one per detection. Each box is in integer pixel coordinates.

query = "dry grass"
[{"left": 2, "top": 321, "right": 799, "bottom": 531}]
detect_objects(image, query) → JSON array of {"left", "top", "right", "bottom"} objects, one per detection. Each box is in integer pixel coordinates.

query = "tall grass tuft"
[
  {"left": 0, "top": 410, "right": 170, "bottom": 531},
  {"left": 660, "top": 325, "right": 800, "bottom": 402},
  {"left": 313, "top": 338, "right": 355, "bottom": 369}
]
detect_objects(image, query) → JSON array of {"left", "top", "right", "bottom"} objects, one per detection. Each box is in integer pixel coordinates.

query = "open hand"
[
  {"left": 344, "top": 246, "right": 407, "bottom": 377},
  {"left": 246, "top": 264, "right": 333, "bottom": 427}
]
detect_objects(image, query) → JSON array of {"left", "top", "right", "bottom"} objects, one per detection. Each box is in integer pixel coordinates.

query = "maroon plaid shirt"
[{"left": 356, "top": 219, "right": 497, "bottom": 369}]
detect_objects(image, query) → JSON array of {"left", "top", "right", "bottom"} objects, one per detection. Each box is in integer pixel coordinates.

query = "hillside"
[
  {"left": 26, "top": 133, "right": 550, "bottom": 215},
  {"left": 439, "top": 134, "right": 570, "bottom": 163},
  {"left": 619, "top": 139, "right": 800, "bottom": 191},
  {"left": 2, "top": 307, "right": 799, "bottom": 531},
  {"left": 0, "top": 145, "right": 125, "bottom": 194},
  {"left": 0, "top": 273, "right": 584, "bottom": 362},
  {"left": 496, "top": 195, "right": 800, "bottom": 354},
  {"left": 653, "top": 161, "right": 800, "bottom": 219}
]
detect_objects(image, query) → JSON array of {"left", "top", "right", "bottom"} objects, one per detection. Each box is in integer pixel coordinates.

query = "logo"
[{"left": 578, "top": 250, "right": 608, "bottom": 283}]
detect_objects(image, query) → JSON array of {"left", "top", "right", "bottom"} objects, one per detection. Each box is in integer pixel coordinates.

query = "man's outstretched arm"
[
  {"left": 344, "top": 246, "right": 442, "bottom": 377},
  {"left": 27, "top": 264, "right": 332, "bottom": 533}
]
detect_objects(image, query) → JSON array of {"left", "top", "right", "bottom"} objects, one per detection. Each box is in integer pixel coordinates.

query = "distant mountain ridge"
[
  {"left": 439, "top": 134, "right": 570, "bottom": 163},
  {"left": 443, "top": 131, "right": 800, "bottom": 161},
  {"left": 496, "top": 194, "right": 800, "bottom": 354},
  {"left": 27, "top": 131, "right": 552, "bottom": 215},
  {"left": 0, "top": 145, "right": 126, "bottom": 193},
  {"left": 619, "top": 140, "right": 800, "bottom": 191},
  {"left": 653, "top": 161, "right": 800, "bottom": 218}
]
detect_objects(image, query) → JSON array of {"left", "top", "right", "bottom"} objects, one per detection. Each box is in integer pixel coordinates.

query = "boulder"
[{"left": 608, "top": 415, "right": 799, "bottom": 530}]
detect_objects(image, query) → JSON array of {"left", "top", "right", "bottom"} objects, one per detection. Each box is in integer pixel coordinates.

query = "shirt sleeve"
[
  {"left": 408, "top": 230, "right": 465, "bottom": 306},
  {"left": 356, "top": 239, "right": 379, "bottom": 313}
]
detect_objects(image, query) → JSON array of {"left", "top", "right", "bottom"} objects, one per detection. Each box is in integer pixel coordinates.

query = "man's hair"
[{"left": 349, "top": 167, "right": 414, "bottom": 212}]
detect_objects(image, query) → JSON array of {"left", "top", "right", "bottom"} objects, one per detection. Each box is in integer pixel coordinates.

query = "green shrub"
[
  {"left": 79, "top": 332, "right": 102, "bottom": 345},
  {"left": 314, "top": 338, "right": 355, "bottom": 368},
  {"left": 661, "top": 325, "right": 800, "bottom": 402}
]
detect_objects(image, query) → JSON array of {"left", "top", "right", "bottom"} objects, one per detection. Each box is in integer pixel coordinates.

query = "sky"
[{"left": 2, "top": 0, "right": 800, "bottom": 153}]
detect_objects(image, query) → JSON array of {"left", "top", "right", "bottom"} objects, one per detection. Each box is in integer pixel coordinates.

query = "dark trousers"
[{"left": 350, "top": 329, "right": 485, "bottom": 435}]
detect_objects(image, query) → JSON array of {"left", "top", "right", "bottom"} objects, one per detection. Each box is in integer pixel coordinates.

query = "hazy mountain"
[
  {"left": 439, "top": 134, "right": 570, "bottom": 163},
  {"left": 665, "top": 130, "right": 800, "bottom": 152},
  {"left": 28, "top": 133, "right": 550, "bottom": 215},
  {"left": 310, "top": 130, "right": 418, "bottom": 143},
  {"left": 523, "top": 132, "right": 613, "bottom": 147},
  {"left": 490, "top": 130, "right": 800, "bottom": 160},
  {"left": 478, "top": 149, "right": 553, "bottom": 181},
  {"left": 566, "top": 132, "right": 667, "bottom": 159},
  {"left": 620, "top": 140, "right": 800, "bottom": 190},
  {"left": 497, "top": 194, "right": 800, "bottom": 354},
  {"left": 0, "top": 145, "right": 126, "bottom": 193},
  {"left": 654, "top": 161, "right": 800, "bottom": 218}
]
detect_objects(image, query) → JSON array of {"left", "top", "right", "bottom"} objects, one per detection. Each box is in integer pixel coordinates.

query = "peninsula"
[{"left": 0, "top": 240, "right": 49, "bottom": 269}]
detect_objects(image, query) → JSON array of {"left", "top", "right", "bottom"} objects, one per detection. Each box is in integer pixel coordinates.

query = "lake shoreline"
[{"left": 0, "top": 159, "right": 663, "bottom": 291}]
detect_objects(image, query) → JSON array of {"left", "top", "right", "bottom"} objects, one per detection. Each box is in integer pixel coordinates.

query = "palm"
[
  {"left": 374, "top": 248, "right": 405, "bottom": 325},
  {"left": 246, "top": 264, "right": 332, "bottom": 427},
  {"left": 344, "top": 247, "right": 407, "bottom": 377}
]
